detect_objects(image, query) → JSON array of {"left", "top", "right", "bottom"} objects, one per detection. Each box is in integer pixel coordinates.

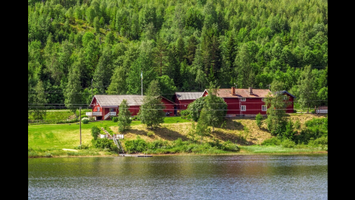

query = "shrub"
[
  {"left": 91, "top": 126, "right": 100, "bottom": 140},
  {"left": 124, "top": 136, "right": 147, "bottom": 153},
  {"left": 281, "top": 139, "right": 295, "bottom": 148},
  {"left": 180, "top": 110, "right": 190, "bottom": 119},
  {"left": 308, "top": 136, "right": 328, "bottom": 150},
  {"left": 221, "top": 140, "right": 238, "bottom": 151},
  {"left": 255, "top": 113, "right": 263, "bottom": 128},
  {"left": 82, "top": 119, "right": 89, "bottom": 124},
  {"left": 261, "top": 137, "right": 282, "bottom": 146},
  {"left": 92, "top": 138, "right": 117, "bottom": 151},
  {"left": 112, "top": 117, "right": 118, "bottom": 122}
]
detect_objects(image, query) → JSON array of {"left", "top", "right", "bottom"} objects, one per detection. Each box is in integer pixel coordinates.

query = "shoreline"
[{"left": 28, "top": 150, "right": 327, "bottom": 158}]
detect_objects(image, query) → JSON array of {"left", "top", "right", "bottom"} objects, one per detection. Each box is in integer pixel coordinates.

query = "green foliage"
[
  {"left": 103, "top": 126, "right": 115, "bottom": 136},
  {"left": 198, "top": 82, "right": 227, "bottom": 131},
  {"left": 92, "top": 138, "right": 117, "bottom": 151},
  {"left": 261, "top": 137, "right": 282, "bottom": 146},
  {"left": 91, "top": 126, "right": 100, "bottom": 140},
  {"left": 118, "top": 99, "right": 132, "bottom": 132},
  {"left": 124, "top": 136, "right": 148, "bottom": 153},
  {"left": 82, "top": 119, "right": 89, "bottom": 124},
  {"left": 186, "top": 97, "right": 206, "bottom": 121},
  {"left": 138, "top": 80, "right": 165, "bottom": 129},
  {"left": 112, "top": 117, "right": 118, "bottom": 122},
  {"left": 281, "top": 139, "right": 296, "bottom": 148},
  {"left": 180, "top": 110, "right": 191, "bottom": 119},
  {"left": 308, "top": 136, "right": 327, "bottom": 150},
  {"left": 255, "top": 113, "right": 263, "bottom": 128},
  {"left": 28, "top": 0, "right": 327, "bottom": 111},
  {"left": 265, "top": 80, "right": 289, "bottom": 136}
]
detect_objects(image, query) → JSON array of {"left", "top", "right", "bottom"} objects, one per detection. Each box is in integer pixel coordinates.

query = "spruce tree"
[
  {"left": 265, "top": 80, "right": 289, "bottom": 136},
  {"left": 138, "top": 80, "right": 165, "bottom": 129},
  {"left": 118, "top": 99, "right": 132, "bottom": 132},
  {"left": 64, "top": 63, "right": 82, "bottom": 119},
  {"left": 199, "top": 82, "right": 227, "bottom": 132},
  {"left": 32, "top": 80, "right": 47, "bottom": 121}
]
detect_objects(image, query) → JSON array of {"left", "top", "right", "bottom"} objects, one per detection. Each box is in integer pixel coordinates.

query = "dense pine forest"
[{"left": 28, "top": 0, "right": 327, "bottom": 112}]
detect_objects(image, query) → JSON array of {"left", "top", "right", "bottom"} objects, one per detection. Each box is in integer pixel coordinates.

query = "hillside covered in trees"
[{"left": 28, "top": 0, "right": 327, "bottom": 112}]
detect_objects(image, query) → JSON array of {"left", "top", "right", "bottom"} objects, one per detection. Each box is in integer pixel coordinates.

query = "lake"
[{"left": 28, "top": 154, "right": 327, "bottom": 199}]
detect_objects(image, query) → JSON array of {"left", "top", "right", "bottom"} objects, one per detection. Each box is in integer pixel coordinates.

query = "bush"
[
  {"left": 261, "top": 137, "right": 282, "bottom": 146},
  {"left": 281, "top": 139, "right": 295, "bottom": 148},
  {"left": 255, "top": 113, "right": 263, "bottom": 128},
  {"left": 221, "top": 140, "right": 238, "bottom": 151},
  {"left": 308, "top": 136, "right": 328, "bottom": 150},
  {"left": 82, "top": 118, "right": 89, "bottom": 124},
  {"left": 180, "top": 110, "right": 190, "bottom": 119},
  {"left": 124, "top": 136, "right": 147, "bottom": 153},
  {"left": 92, "top": 138, "right": 117, "bottom": 151},
  {"left": 91, "top": 126, "right": 100, "bottom": 140},
  {"left": 112, "top": 117, "right": 118, "bottom": 122}
]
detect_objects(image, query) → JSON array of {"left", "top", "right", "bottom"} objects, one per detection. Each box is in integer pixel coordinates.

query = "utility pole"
[
  {"left": 80, "top": 107, "right": 82, "bottom": 146},
  {"left": 141, "top": 70, "right": 143, "bottom": 96},
  {"left": 91, "top": 79, "right": 93, "bottom": 119}
]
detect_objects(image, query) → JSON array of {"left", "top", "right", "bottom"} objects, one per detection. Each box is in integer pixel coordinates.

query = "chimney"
[
  {"left": 249, "top": 87, "right": 252, "bottom": 94},
  {"left": 231, "top": 86, "right": 235, "bottom": 95}
]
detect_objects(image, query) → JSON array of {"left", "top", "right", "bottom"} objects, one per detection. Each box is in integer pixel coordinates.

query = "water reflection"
[{"left": 28, "top": 155, "right": 327, "bottom": 199}]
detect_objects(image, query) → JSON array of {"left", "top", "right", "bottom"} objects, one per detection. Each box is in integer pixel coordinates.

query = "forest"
[{"left": 28, "top": 0, "right": 328, "bottom": 113}]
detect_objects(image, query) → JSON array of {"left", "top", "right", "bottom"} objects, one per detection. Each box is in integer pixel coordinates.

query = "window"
[
  {"left": 262, "top": 105, "right": 267, "bottom": 111},
  {"left": 241, "top": 105, "right": 246, "bottom": 111},
  {"left": 283, "top": 95, "right": 288, "bottom": 100},
  {"left": 240, "top": 98, "right": 246, "bottom": 101},
  {"left": 110, "top": 108, "right": 115, "bottom": 112},
  {"left": 97, "top": 107, "right": 100, "bottom": 112}
]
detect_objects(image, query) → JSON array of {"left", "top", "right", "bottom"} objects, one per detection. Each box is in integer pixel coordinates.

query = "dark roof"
[
  {"left": 175, "top": 92, "right": 204, "bottom": 100},
  {"left": 280, "top": 90, "right": 296, "bottom": 98}
]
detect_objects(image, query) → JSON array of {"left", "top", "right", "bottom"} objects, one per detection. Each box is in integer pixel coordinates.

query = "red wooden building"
[
  {"left": 87, "top": 95, "right": 176, "bottom": 120},
  {"left": 202, "top": 87, "right": 295, "bottom": 116},
  {"left": 174, "top": 92, "right": 204, "bottom": 113}
]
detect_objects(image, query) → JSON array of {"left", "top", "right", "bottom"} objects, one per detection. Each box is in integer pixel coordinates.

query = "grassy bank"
[{"left": 28, "top": 114, "right": 327, "bottom": 157}]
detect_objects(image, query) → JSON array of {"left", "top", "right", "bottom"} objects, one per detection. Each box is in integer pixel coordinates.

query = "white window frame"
[
  {"left": 97, "top": 107, "right": 100, "bottom": 112},
  {"left": 262, "top": 105, "right": 267, "bottom": 111},
  {"left": 241, "top": 105, "right": 246, "bottom": 111},
  {"left": 240, "top": 98, "right": 246, "bottom": 101},
  {"left": 283, "top": 95, "right": 288, "bottom": 100}
]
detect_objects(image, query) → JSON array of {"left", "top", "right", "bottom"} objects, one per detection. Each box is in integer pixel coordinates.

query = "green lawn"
[
  {"left": 239, "top": 145, "right": 324, "bottom": 153},
  {"left": 28, "top": 117, "right": 190, "bottom": 150},
  {"left": 163, "top": 116, "right": 191, "bottom": 123}
]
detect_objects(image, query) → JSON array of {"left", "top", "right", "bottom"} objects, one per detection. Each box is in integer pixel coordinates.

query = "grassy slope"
[{"left": 28, "top": 114, "right": 326, "bottom": 155}]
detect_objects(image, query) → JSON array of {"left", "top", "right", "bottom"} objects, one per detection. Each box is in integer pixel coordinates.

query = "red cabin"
[
  {"left": 174, "top": 92, "right": 204, "bottom": 114},
  {"left": 88, "top": 95, "right": 176, "bottom": 120},
  {"left": 202, "top": 87, "right": 295, "bottom": 116}
]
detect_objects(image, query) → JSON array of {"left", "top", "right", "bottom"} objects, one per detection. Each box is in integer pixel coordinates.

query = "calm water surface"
[{"left": 28, "top": 155, "right": 327, "bottom": 199}]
